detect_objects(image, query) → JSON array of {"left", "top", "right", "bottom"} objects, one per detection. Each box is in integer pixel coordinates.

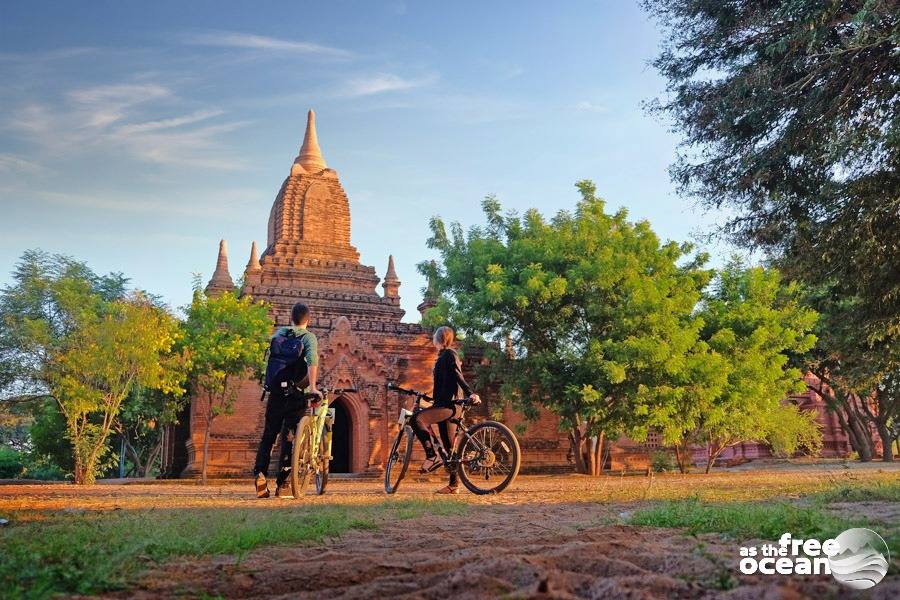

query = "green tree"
[
  {"left": 802, "top": 284, "right": 899, "bottom": 461},
  {"left": 49, "top": 293, "right": 185, "bottom": 483},
  {"left": 643, "top": 0, "right": 899, "bottom": 331},
  {"left": 644, "top": 0, "right": 900, "bottom": 460},
  {"left": 423, "top": 182, "right": 713, "bottom": 474},
  {"left": 646, "top": 262, "right": 819, "bottom": 473},
  {"left": 183, "top": 287, "right": 270, "bottom": 483},
  {"left": 0, "top": 251, "right": 186, "bottom": 484},
  {"left": 117, "top": 385, "right": 187, "bottom": 477}
]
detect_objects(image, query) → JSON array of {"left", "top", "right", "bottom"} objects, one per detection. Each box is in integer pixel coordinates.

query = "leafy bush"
[
  {"left": 650, "top": 450, "right": 674, "bottom": 473},
  {"left": 0, "top": 446, "right": 24, "bottom": 478}
]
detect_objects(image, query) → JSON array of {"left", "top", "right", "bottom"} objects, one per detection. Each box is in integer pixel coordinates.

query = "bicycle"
[
  {"left": 384, "top": 381, "right": 521, "bottom": 495},
  {"left": 290, "top": 387, "right": 356, "bottom": 498}
]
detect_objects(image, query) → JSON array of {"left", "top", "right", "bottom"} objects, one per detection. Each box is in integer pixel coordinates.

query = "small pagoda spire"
[
  {"left": 205, "top": 239, "right": 235, "bottom": 296},
  {"left": 417, "top": 260, "right": 439, "bottom": 318},
  {"left": 382, "top": 255, "right": 401, "bottom": 299},
  {"left": 292, "top": 109, "right": 327, "bottom": 175},
  {"left": 242, "top": 240, "right": 263, "bottom": 293},
  {"left": 245, "top": 240, "right": 262, "bottom": 272}
]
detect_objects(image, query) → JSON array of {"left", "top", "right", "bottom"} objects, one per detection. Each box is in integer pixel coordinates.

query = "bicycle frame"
[
  {"left": 392, "top": 385, "right": 480, "bottom": 474},
  {"left": 306, "top": 399, "right": 335, "bottom": 463}
]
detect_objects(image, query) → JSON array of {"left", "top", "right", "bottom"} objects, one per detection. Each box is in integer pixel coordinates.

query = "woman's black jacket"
[{"left": 432, "top": 348, "right": 472, "bottom": 405}]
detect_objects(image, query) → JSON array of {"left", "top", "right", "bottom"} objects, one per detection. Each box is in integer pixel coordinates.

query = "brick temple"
[
  {"left": 169, "top": 110, "right": 569, "bottom": 477},
  {"left": 163, "top": 110, "right": 851, "bottom": 478}
]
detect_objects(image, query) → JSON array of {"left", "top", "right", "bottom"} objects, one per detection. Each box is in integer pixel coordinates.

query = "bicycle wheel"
[
  {"left": 314, "top": 429, "right": 329, "bottom": 495},
  {"left": 290, "top": 416, "right": 312, "bottom": 498},
  {"left": 457, "top": 420, "right": 521, "bottom": 495},
  {"left": 384, "top": 425, "right": 414, "bottom": 494}
]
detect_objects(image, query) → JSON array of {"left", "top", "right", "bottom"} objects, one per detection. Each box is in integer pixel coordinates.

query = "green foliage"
[
  {"left": 28, "top": 399, "right": 75, "bottom": 475},
  {"left": 0, "top": 446, "right": 24, "bottom": 478},
  {"left": 0, "top": 251, "right": 187, "bottom": 484},
  {"left": 644, "top": 0, "right": 899, "bottom": 340},
  {"left": 182, "top": 287, "right": 271, "bottom": 481},
  {"left": 424, "top": 182, "right": 713, "bottom": 451},
  {"left": 644, "top": 0, "right": 900, "bottom": 459},
  {"left": 650, "top": 450, "right": 675, "bottom": 473},
  {"left": 646, "top": 261, "right": 820, "bottom": 469},
  {"left": 425, "top": 186, "right": 818, "bottom": 472},
  {"left": 0, "top": 499, "right": 465, "bottom": 599},
  {"left": 766, "top": 403, "right": 823, "bottom": 457},
  {"left": 118, "top": 385, "right": 186, "bottom": 477}
]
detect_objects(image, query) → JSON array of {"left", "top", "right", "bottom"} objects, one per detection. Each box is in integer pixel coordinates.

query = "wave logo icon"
[{"left": 828, "top": 528, "right": 890, "bottom": 589}]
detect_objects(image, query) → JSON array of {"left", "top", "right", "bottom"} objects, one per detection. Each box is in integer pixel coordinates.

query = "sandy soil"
[
  {"left": 115, "top": 498, "right": 898, "bottom": 599},
  {"left": 3, "top": 466, "right": 897, "bottom": 599}
]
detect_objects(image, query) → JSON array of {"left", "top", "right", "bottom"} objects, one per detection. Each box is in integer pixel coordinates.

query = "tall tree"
[
  {"left": 649, "top": 262, "right": 819, "bottom": 473},
  {"left": 182, "top": 288, "right": 270, "bottom": 483},
  {"left": 50, "top": 294, "right": 185, "bottom": 483},
  {"left": 0, "top": 251, "right": 185, "bottom": 483},
  {"left": 423, "top": 182, "right": 712, "bottom": 474},
  {"left": 645, "top": 0, "right": 900, "bottom": 460}
]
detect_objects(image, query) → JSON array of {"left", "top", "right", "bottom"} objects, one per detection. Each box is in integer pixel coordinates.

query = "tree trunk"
[
  {"left": 590, "top": 432, "right": 605, "bottom": 476},
  {"left": 201, "top": 413, "right": 213, "bottom": 485},
  {"left": 875, "top": 424, "right": 894, "bottom": 462},
  {"left": 568, "top": 428, "right": 588, "bottom": 474},
  {"left": 846, "top": 408, "right": 874, "bottom": 461},
  {"left": 705, "top": 441, "right": 727, "bottom": 474},
  {"left": 674, "top": 442, "right": 691, "bottom": 474},
  {"left": 145, "top": 440, "right": 163, "bottom": 477}
]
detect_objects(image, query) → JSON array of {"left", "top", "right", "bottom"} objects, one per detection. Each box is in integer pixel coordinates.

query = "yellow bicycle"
[{"left": 290, "top": 387, "right": 356, "bottom": 497}]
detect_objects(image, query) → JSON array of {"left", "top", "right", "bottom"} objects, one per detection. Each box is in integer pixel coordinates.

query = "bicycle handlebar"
[
  {"left": 304, "top": 387, "right": 357, "bottom": 400},
  {"left": 386, "top": 381, "right": 481, "bottom": 407},
  {"left": 386, "top": 381, "right": 433, "bottom": 401}
]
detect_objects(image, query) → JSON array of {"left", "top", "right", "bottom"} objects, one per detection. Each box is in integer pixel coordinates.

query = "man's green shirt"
[{"left": 273, "top": 326, "right": 319, "bottom": 367}]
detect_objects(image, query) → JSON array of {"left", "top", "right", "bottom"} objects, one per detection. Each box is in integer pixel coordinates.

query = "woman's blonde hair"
[{"left": 433, "top": 325, "right": 455, "bottom": 349}]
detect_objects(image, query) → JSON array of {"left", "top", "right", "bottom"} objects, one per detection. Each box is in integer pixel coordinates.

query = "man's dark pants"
[{"left": 253, "top": 389, "right": 307, "bottom": 485}]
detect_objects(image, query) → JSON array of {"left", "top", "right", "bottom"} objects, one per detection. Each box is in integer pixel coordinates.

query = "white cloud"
[
  {"left": 0, "top": 154, "right": 41, "bottom": 173},
  {"left": 6, "top": 80, "right": 246, "bottom": 170},
  {"left": 0, "top": 46, "right": 97, "bottom": 63},
  {"left": 339, "top": 73, "right": 436, "bottom": 97},
  {"left": 576, "top": 100, "right": 609, "bottom": 113},
  {"left": 184, "top": 31, "right": 353, "bottom": 59},
  {"left": 114, "top": 109, "right": 225, "bottom": 135},
  {"left": 25, "top": 187, "right": 264, "bottom": 218}
]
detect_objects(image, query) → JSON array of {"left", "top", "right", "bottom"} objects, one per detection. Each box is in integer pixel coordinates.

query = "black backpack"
[{"left": 260, "top": 329, "right": 309, "bottom": 400}]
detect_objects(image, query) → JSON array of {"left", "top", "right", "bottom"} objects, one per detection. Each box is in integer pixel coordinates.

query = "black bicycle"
[{"left": 384, "top": 382, "right": 521, "bottom": 495}]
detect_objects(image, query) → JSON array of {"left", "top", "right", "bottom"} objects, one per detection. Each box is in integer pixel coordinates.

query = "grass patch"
[
  {"left": 805, "top": 478, "right": 900, "bottom": 504},
  {"left": 630, "top": 499, "right": 858, "bottom": 542},
  {"left": 0, "top": 498, "right": 465, "bottom": 599}
]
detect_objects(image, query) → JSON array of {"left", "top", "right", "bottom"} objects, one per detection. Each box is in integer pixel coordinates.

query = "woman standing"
[{"left": 411, "top": 325, "right": 480, "bottom": 494}]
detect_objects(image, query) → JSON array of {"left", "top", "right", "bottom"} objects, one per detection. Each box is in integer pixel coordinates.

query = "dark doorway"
[{"left": 330, "top": 398, "right": 352, "bottom": 473}]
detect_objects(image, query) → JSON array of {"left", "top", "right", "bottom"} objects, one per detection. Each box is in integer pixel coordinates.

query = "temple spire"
[
  {"left": 205, "top": 239, "right": 235, "bottom": 296},
  {"left": 245, "top": 240, "right": 262, "bottom": 272},
  {"left": 292, "top": 109, "right": 327, "bottom": 174},
  {"left": 382, "top": 254, "right": 400, "bottom": 299},
  {"left": 417, "top": 260, "right": 439, "bottom": 318}
]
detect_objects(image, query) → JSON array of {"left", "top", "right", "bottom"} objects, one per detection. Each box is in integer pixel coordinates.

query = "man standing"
[{"left": 253, "top": 302, "right": 320, "bottom": 498}]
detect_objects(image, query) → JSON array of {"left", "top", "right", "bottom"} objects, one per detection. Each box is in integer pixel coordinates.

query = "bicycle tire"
[
  {"left": 314, "top": 429, "right": 329, "bottom": 495},
  {"left": 457, "top": 420, "right": 521, "bottom": 495},
  {"left": 290, "top": 416, "right": 312, "bottom": 498},
  {"left": 384, "top": 425, "right": 414, "bottom": 494}
]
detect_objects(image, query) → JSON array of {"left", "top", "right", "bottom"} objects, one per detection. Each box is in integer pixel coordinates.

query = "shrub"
[{"left": 0, "top": 447, "right": 24, "bottom": 478}]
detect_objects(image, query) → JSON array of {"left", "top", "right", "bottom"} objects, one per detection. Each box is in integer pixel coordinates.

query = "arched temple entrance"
[{"left": 330, "top": 397, "right": 352, "bottom": 473}]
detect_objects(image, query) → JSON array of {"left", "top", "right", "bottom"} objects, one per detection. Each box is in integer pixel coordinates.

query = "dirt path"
[
  {"left": 115, "top": 500, "right": 897, "bottom": 599},
  {"left": 4, "top": 468, "right": 896, "bottom": 599}
]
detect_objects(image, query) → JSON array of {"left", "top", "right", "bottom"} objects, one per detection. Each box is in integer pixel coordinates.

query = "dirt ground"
[{"left": 3, "top": 464, "right": 898, "bottom": 599}]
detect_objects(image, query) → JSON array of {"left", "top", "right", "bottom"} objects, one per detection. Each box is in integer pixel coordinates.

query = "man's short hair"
[{"left": 291, "top": 303, "right": 311, "bottom": 326}]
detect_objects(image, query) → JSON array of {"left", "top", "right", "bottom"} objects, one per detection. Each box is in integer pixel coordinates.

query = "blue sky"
[{"left": 0, "top": 1, "right": 733, "bottom": 319}]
